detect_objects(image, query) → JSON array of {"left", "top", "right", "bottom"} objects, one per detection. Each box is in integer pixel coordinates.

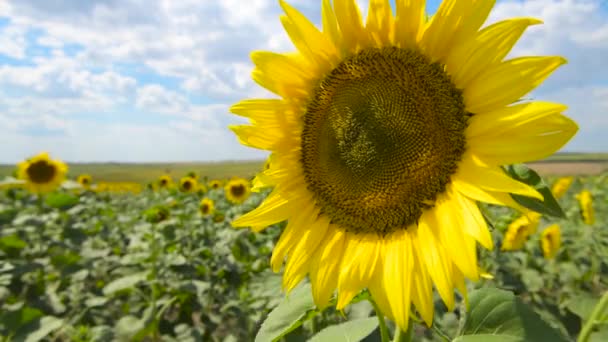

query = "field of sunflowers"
[{"left": 0, "top": 152, "right": 605, "bottom": 342}]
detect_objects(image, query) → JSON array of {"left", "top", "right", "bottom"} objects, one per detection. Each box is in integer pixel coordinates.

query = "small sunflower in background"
[
  {"left": 576, "top": 190, "right": 595, "bottom": 225},
  {"left": 158, "top": 175, "right": 173, "bottom": 189},
  {"left": 17, "top": 152, "right": 68, "bottom": 194},
  {"left": 77, "top": 174, "right": 93, "bottom": 189},
  {"left": 501, "top": 213, "right": 540, "bottom": 251},
  {"left": 199, "top": 198, "right": 215, "bottom": 216},
  {"left": 225, "top": 178, "right": 251, "bottom": 204},
  {"left": 540, "top": 224, "right": 561, "bottom": 259},
  {"left": 179, "top": 176, "right": 198, "bottom": 193},
  {"left": 229, "top": 0, "right": 577, "bottom": 329},
  {"left": 208, "top": 180, "right": 223, "bottom": 190},
  {"left": 551, "top": 176, "right": 573, "bottom": 199}
]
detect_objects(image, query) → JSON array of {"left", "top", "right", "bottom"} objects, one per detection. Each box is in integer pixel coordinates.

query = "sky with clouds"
[{"left": 0, "top": 0, "right": 606, "bottom": 163}]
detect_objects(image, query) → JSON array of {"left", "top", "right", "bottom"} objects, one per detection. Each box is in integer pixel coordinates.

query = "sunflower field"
[{"left": 0, "top": 165, "right": 606, "bottom": 342}]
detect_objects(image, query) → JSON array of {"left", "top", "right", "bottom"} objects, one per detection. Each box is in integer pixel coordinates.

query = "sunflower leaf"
[
  {"left": 308, "top": 317, "right": 378, "bottom": 342},
  {"left": 254, "top": 282, "right": 318, "bottom": 342},
  {"left": 455, "top": 287, "right": 569, "bottom": 342},
  {"left": 504, "top": 164, "right": 566, "bottom": 218}
]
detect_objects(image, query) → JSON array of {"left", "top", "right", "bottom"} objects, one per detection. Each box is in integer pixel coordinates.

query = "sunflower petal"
[
  {"left": 421, "top": 0, "right": 494, "bottom": 61},
  {"left": 394, "top": 0, "right": 425, "bottom": 48},
  {"left": 283, "top": 214, "right": 330, "bottom": 291},
  {"left": 380, "top": 230, "right": 413, "bottom": 331},
  {"left": 453, "top": 189, "right": 493, "bottom": 250},
  {"left": 270, "top": 202, "right": 316, "bottom": 272},
  {"left": 336, "top": 233, "right": 381, "bottom": 309},
  {"left": 310, "top": 226, "right": 346, "bottom": 308},
  {"left": 467, "top": 103, "right": 578, "bottom": 165},
  {"left": 366, "top": 0, "right": 393, "bottom": 46},
  {"left": 431, "top": 195, "right": 479, "bottom": 280},
  {"left": 447, "top": 18, "right": 543, "bottom": 88},
  {"left": 279, "top": 0, "right": 337, "bottom": 68},
  {"left": 232, "top": 190, "right": 291, "bottom": 228},
  {"left": 411, "top": 232, "right": 435, "bottom": 326},
  {"left": 334, "top": 0, "right": 368, "bottom": 52},
  {"left": 464, "top": 56, "right": 566, "bottom": 113},
  {"left": 456, "top": 157, "right": 543, "bottom": 200},
  {"left": 322, "top": 0, "right": 343, "bottom": 53},
  {"left": 417, "top": 215, "right": 455, "bottom": 310}
]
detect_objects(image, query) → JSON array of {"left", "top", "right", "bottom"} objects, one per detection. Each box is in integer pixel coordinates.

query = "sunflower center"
[
  {"left": 26, "top": 160, "right": 57, "bottom": 184},
  {"left": 160, "top": 179, "right": 168, "bottom": 186},
  {"left": 201, "top": 204, "right": 210, "bottom": 213},
  {"left": 301, "top": 47, "right": 469, "bottom": 235},
  {"left": 183, "top": 181, "right": 192, "bottom": 190},
  {"left": 231, "top": 184, "right": 245, "bottom": 197}
]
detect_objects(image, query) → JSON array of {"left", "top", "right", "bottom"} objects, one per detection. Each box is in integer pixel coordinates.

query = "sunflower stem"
[
  {"left": 393, "top": 320, "right": 414, "bottom": 342},
  {"left": 369, "top": 299, "right": 390, "bottom": 342},
  {"left": 578, "top": 291, "right": 608, "bottom": 342}
]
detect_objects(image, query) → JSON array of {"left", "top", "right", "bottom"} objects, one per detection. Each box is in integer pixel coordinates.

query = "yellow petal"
[
  {"left": 431, "top": 195, "right": 479, "bottom": 280},
  {"left": 452, "top": 189, "right": 493, "bottom": 250},
  {"left": 394, "top": 0, "right": 425, "bottom": 48},
  {"left": 251, "top": 51, "right": 312, "bottom": 98},
  {"left": 366, "top": 0, "right": 394, "bottom": 46},
  {"left": 232, "top": 190, "right": 291, "bottom": 228},
  {"left": 336, "top": 233, "right": 381, "bottom": 309},
  {"left": 455, "top": 157, "right": 543, "bottom": 200},
  {"left": 417, "top": 214, "right": 455, "bottom": 310},
  {"left": 279, "top": 0, "right": 337, "bottom": 68},
  {"left": 380, "top": 230, "right": 413, "bottom": 331},
  {"left": 270, "top": 202, "right": 317, "bottom": 272},
  {"left": 310, "top": 226, "right": 346, "bottom": 308},
  {"left": 469, "top": 115, "right": 578, "bottom": 165},
  {"left": 322, "top": 0, "right": 343, "bottom": 54},
  {"left": 464, "top": 56, "right": 566, "bottom": 113},
  {"left": 447, "top": 18, "right": 542, "bottom": 89},
  {"left": 421, "top": 0, "right": 494, "bottom": 62},
  {"left": 334, "top": 0, "right": 368, "bottom": 52},
  {"left": 283, "top": 214, "right": 331, "bottom": 291},
  {"left": 410, "top": 232, "right": 435, "bottom": 326}
]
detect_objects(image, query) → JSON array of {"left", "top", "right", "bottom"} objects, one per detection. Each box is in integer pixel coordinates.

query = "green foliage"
[
  {"left": 504, "top": 164, "right": 566, "bottom": 218},
  {"left": 0, "top": 171, "right": 606, "bottom": 341}
]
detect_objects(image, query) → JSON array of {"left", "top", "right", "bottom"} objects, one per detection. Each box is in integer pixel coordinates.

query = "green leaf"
[
  {"left": 308, "top": 317, "right": 378, "bottom": 342},
  {"left": 13, "top": 316, "right": 64, "bottom": 342},
  {"left": 0, "top": 234, "right": 27, "bottom": 251},
  {"left": 114, "top": 315, "right": 145, "bottom": 341},
  {"left": 44, "top": 192, "right": 79, "bottom": 210},
  {"left": 456, "top": 287, "right": 569, "bottom": 342},
  {"left": 254, "top": 282, "right": 317, "bottom": 342},
  {"left": 454, "top": 335, "right": 521, "bottom": 342},
  {"left": 504, "top": 164, "right": 566, "bottom": 218},
  {"left": 566, "top": 294, "right": 601, "bottom": 322},
  {"left": 102, "top": 272, "right": 149, "bottom": 295}
]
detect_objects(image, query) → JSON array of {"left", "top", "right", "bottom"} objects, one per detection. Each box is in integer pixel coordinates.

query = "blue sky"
[{"left": 0, "top": 0, "right": 607, "bottom": 163}]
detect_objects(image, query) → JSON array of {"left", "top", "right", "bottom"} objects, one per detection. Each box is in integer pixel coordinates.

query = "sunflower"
[
  {"left": 576, "top": 190, "right": 594, "bottom": 225},
  {"left": 225, "top": 178, "right": 251, "bottom": 204},
  {"left": 540, "top": 224, "right": 561, "bottom": 259},
  {"left": 158, "top": 175, "right": 173, "bottom": 189},
  {"left": 229, "top": 0, "right": 577, "bottom": 329},
  {"left": 199, "top": 197, "right": 215, "bottom": 216},
  {"left": 17, "top": 152, "right": 68, "bottom": 194},
  {"left": 179, "top": 176, "right": 198, "bottom": 193},
  {"left": 551, "top": 176, "right": 573, "bottom": 199},
  {"left": 209, "top": 180, "right": 223, "bottom": 190},
  {"left": 77, "top": 174, "right": 93, "bottom": 189},
  {"left": 501, "top": 213, "right": 540, "bottom": 251}
]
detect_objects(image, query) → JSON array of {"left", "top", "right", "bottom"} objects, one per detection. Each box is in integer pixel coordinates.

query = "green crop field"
[{"left": 1, "top": 162, "right": 607, "bottom": 341}]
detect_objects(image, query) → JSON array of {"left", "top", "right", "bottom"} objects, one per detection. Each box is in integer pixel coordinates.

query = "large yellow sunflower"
[
  {"left": 225, "top": 178, "right": 251, "bottom": 204},
  {"left": 230, "top": 0, "right": 577, "bottom": 330},
  {"left": 17, "top": 152, "right": 68, "bottom": 194}
]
